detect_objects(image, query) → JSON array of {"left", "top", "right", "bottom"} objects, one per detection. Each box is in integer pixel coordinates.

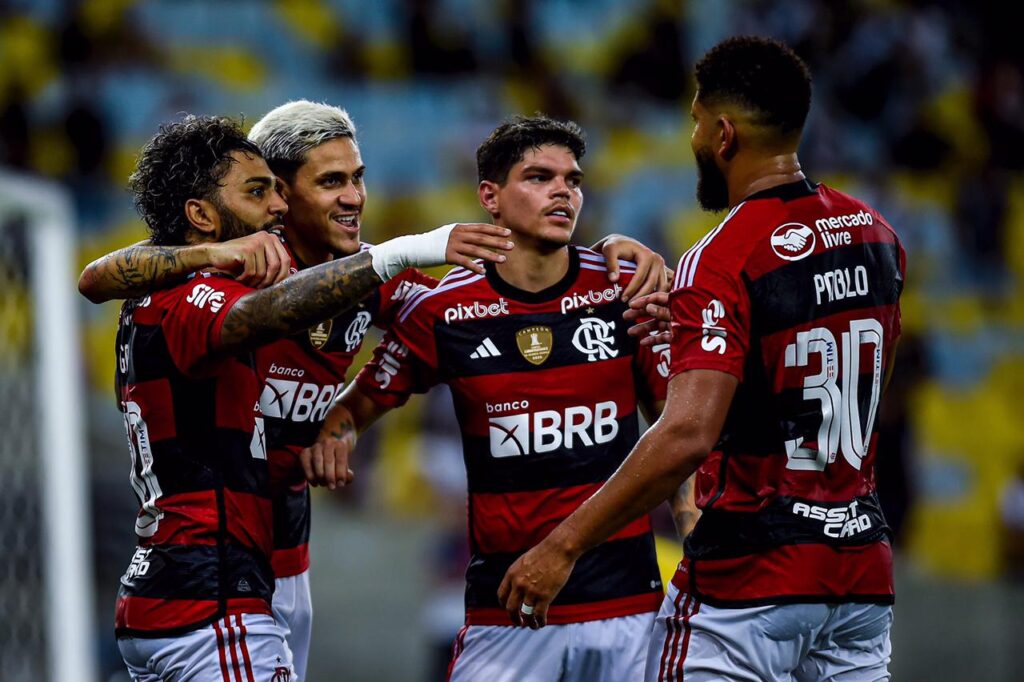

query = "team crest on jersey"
[
  {"left": 308, "top": 320, "right": 332, "bottom": 349},
  {"left": 516, "top": 326, "right": 552, "bottom": 365},
  {"left": 271, "top": 667, "right": 292, "bottom": 682},
  {"left": 572, "top": 317, "right": 618, "bottom": 362}
]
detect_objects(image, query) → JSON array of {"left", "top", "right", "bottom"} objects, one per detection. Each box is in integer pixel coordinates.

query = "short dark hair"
[
  {"left": 695, "top": 36, "right": 812, "bottom": 137},
  {"left": 129, "top": 115, "right": 263, "bottom": 245},
  {"left": 476, "top": 115, "right": 586, "bottom": 184}
]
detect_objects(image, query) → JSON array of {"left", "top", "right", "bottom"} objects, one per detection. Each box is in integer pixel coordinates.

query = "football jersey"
[
  {"left": 668, "top": 179, "right": 905, "bottom": 607},
  {"left": 260, "top": 242, "right": 436, "bottom": 577},
  {"left": 114, "top": 273, "right": 272, "bottom": 637},
  {"left": 357, "top": 246, "right": 670, "bottom": 625}
]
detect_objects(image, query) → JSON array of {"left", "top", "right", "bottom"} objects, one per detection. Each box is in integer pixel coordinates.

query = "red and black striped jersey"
[
  {"left": 114, "top": 273, "right": 272, "bottom": 638},
  {"left": 260, "top": 241, "right": 436, "bottom": 578},
  {"left": 668, "top": 179, "right": 905, "bottom": 607},
  {"left": 357, "top": 246, "right": 670, "bottom": 626}
]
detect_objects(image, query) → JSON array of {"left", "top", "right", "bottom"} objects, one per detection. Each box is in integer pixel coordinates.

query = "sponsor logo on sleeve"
[
  {"left": 700, "top": 299, "right": 727, "bottom": 354},
  {"left": 770, "top": 223, "right": 816, "bottom": 261},
  {"left": 186, "top": 283, "right": 226, "bottom": 312}
]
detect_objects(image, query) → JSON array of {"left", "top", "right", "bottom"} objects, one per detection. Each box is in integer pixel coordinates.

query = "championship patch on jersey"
[
  {"left": 308, "top": 320, "right": 332, "bottom": 349},
  {"left": 516, "top": 326, "right": 552, "bottom": 365}
]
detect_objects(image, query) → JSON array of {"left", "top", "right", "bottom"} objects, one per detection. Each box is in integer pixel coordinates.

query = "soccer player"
[
  {"left": 81, "top": 103, "right": 668, "bottom": 679},
  {"left": 499, "top": 36, "right": 906, "bottom": 681},
  {"left": 108, "top": 114, "right": 510, "bottom": 681},
  {"left": 302, "top": 115, "right": 690, "bottom": 682}
]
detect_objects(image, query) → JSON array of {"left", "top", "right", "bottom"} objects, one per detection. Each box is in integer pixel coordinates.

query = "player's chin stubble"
[{"left": 695, "top": 147, "right": 730, "bottom": 213}]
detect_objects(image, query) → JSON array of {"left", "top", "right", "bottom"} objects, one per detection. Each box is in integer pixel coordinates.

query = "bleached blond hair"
[{"left": 248, "top": 99, "right": 358, "bottom": 180}]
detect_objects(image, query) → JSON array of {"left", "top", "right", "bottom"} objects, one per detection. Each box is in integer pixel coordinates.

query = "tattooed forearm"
[
  {"left": 79, "top": 242, "right": 195, "bottom": 303},
  {"left": 220, "top": 250, "right": 383, "bottom": 350},
  {"left": 670, "top": 475, "right": 700, "bottom": 542}
]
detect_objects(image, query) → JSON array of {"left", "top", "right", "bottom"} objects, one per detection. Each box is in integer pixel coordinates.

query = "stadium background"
[{"left": 1, "top": 0, "right": 1023, "bottom": 679}]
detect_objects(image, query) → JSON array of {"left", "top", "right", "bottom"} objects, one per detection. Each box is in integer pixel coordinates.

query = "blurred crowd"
[{"left": 2, "top": 0, "right": 1024, "bottom": 676}]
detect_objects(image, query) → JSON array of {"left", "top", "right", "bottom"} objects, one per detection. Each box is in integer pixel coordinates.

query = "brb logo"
[
  {"left": 488, "top": 401, "right": 618, "bottom": 457},
  {"left": 700, "top": 300, "right": 727, "bottom": 354},
  {"left": 443, "top": 298, "right": 510, "bottom": 324},
  {"left": 770, "top": 223, "right": 816, "bottom": 261},
  {"left": 186, "top": 283, "right": 226, "bottom": 312},
  {"left": 560, "top": 284, "right": 623, "bottom": 314},
  {"left": 260, "top": 379, "right": 345, "bottom": 422},
  {"left": 572, "top": 317, "right": 618, "bottom": 362}
]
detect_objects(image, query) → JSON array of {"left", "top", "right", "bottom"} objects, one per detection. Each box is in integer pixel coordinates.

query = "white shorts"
[
  {"left": 447, "top": 612, "right": 653, "bottom": 682},
  {"left": 118, "top": 613, "right": 295, "bottom": 681},
  {"left": 272, "top": 571, "right": 313, "bottom": 681},
  {"left": 646, "top": 582, "right": 892, "bottom": 681}
]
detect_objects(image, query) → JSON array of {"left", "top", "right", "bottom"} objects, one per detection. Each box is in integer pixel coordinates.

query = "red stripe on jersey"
[
  {"left": 115, "top": 596, "right": 272, "bottom": 633},
  {"left": 121, "top": 378, "right": 176, "bottom": 442},
  {"left": 225, "top": 616, "right": 243, "bottom": 682},
  {"left": 271, "top": 544, "right": 310, "bottom": 578},
  {"left": 216, "top": 361, "right": 263, "bottom": 431},
  {"left": 223, "top": 490, "right": 274, "bottom": 553},
  {"left": 470, "top": 484, "right": 652, "bottom": 554},
  {"left": 658, "top": 586, "right": 687, "bottom": 681},
  {"left": 140, "top": 491, "right": 220, "bottom": 546},
  {"left": 676, "top": 543, "right": 894, "bottom": 604},
  {"left": 466, "top": 592, "right": 662, "bottom": 626},
  {"left": 445, "top": 625, "right": 469, "bottom": 682}
]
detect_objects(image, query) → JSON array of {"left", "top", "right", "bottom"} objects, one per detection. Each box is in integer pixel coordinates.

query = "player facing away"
[
  {"left": 80, "top": 103, "right": 668, "bottom": 680},
  {"left": 108, "top": 115, "right": 512, "bottom": 681},
  {"left": 499, "top": 37, "right": 906, "bottom": 681},
  {"left": 302, "top": 116, "right": 695, "bottom": 682}
]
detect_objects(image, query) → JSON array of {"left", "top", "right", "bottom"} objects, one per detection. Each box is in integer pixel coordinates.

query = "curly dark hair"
[
  {"left": 476, "top": 115, "right": 586, "bottom": 184},
  {"left": 128, "top": 115, "right": 263, "bottom": 245},
  {"left": 695, "top": 36, "right": 812, "bottom": 137}
]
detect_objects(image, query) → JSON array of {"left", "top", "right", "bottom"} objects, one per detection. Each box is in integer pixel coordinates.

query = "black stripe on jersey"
[
  {"left": 120, "top": 322, "right": 178, "bottom": 383},
  {"left": 149, "top": 433, "right": 268, "bottom": 496},
  {"left": 746, "top": 241, "right": 903, "bottom": 336},
  {"left": 685, "top": 492, "right": 891, "bottom": 560},
  {"left": 264, "top": 417, "right": 321, "bottom": 452},
  {"left": 272, "top": 486, "right": 311, "bottom": 550},
  {"left": 434, "top": 302, "right": 635, "bottom": 381},
  {"left": 465, "top": 533, "right": 660, "bottom": 609},
  {"left": 117, "top": 543, "right": 274, "bottom": 602},
  {"left": 463, "top": 411, "right": 639, "bottom": 494}
]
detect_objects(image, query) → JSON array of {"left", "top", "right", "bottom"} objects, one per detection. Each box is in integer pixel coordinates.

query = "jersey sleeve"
[
  {"left": 356, "top": 304, "right": 440, "bottom": 407},
  {"left": 374, "top": 268, "right": 440, "bottom": 328},
  {"left": 668, "top": 242, "right": 752, "bottom": 381},
  {"left": 619, "top": 272, "right": 670, "bottom": 407},
  {"left": 159, "top": 275, "right": 252, "bottom": 376}
]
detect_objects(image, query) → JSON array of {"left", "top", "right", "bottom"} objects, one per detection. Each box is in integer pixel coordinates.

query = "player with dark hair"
[
  {"left": 301, "top": 114, "right": 692, "bottom": 681},
  {"left": 500, "top": 36, "right": 905, "bottom": 681},
  {"left": 83, "top": 105, "right": 668, "bottom": 679},
  {"left": 109, "top": 113, "right": 512, "bottom": 680}
]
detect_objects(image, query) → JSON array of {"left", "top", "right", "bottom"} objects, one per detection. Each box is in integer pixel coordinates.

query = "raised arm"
[
  {"left": 300, "top": 382, "right": 393, "bottom": 490},
  {"left": 78, "top": 231, "right": 291, "bottom": 303},
  {"left": 218, "top": 223, "right": 512, "bottom": 352}
]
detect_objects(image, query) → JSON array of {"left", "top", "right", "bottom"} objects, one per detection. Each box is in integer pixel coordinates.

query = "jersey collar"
[
  {"left": 485, "top": 246, "right": 581, "bottom": 303},
  {"left": 743, "top": 178, "right": 819, "bottom": 203}
]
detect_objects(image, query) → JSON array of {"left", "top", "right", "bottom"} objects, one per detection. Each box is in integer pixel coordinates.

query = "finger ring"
[{"left": 520, "top": 603, "right": 534, "bottom": 616}]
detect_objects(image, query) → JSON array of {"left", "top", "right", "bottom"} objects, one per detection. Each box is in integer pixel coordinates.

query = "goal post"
[{"left": 0, "top": 168, "right": 97, "bottom": 682}]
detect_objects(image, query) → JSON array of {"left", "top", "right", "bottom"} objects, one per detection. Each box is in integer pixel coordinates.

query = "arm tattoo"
[
  {"left": 220, "top": 250, "right": 382, "bottom": 350},
  {"left": 84, "top": 243, "right": 191, "bottom": 301},
  {"left": 672, "top": 476, "right": 700, "bottom": 541}
]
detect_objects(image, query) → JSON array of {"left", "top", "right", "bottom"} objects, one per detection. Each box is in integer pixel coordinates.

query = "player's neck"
[
  {"left": 495, "top": 242, "right": 570, "bottom": 293},
  {"left": 284, "top": 227, "right": 333, "bottom": 268},
  {"left": 730, "top": 152, "right": 805, "bottom": 207}
]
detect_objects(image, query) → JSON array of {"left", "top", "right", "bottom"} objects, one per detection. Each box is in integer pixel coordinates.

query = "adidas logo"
[{"left": 470, "top": 338, "right": 501, "bottom": 359}]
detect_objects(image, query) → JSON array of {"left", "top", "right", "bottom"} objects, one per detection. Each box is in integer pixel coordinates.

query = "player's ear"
[
  {"left": 185, "top": 198, "right": 219, "bottom": 238},
  {"left": 718, "top": 115, "right": 738, "bottom": 161},
  {"left": 478, "top": 180, "right": 500, "bottom": 217}
]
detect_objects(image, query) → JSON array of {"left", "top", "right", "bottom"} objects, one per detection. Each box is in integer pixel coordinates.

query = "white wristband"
[{"left": 368, "top": 223, "right": 456, "bottom": 281}]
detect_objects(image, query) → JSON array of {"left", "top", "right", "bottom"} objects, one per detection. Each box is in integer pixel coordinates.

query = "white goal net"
[{"left": 0, "top": 168, "right": 96, "bottom": 682}]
